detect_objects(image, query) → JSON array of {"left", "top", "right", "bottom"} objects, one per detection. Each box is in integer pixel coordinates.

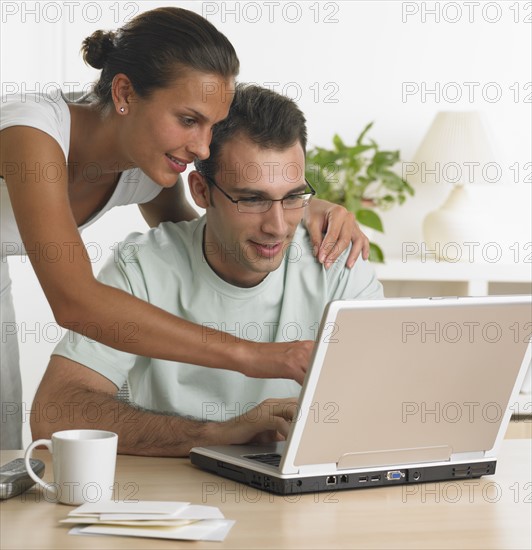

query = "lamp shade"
[
  {"left": 409, "top": 111, "right": 500, "bottom": 261},
  {"left": 409, "top": 111, "right": 497, "bottom": 186}
]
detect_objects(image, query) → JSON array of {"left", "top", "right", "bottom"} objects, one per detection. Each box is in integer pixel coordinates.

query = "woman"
[{"left": 0, "top": 7, "right": 368, "bottom": 449}]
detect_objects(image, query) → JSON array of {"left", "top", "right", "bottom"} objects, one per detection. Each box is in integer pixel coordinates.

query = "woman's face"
[{"left": 121, "top": 70, "right": 234, "bottom": 187}]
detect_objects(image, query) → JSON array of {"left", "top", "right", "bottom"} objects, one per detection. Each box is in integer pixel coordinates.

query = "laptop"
[{"left": 190, "top": 295, "right": 532, "bottom": 495}]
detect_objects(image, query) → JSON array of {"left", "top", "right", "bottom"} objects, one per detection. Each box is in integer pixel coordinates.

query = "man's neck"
[{"left": 201, "top": 225, "right": 269, "bottom": 288}]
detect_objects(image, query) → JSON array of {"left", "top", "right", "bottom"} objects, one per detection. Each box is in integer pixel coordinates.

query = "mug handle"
[{"left": 24, "top": 439, "right": 57, "bottom": 497}]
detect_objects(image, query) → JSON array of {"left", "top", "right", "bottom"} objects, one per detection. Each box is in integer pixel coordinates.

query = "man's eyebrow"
[{"left": 232, "top": 183, "right": 308, "bottom": 197}]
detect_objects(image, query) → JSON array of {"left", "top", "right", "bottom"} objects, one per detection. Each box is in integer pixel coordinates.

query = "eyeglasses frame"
[{"left": 201, "top": 173, "right": 316, "bottom": 213}]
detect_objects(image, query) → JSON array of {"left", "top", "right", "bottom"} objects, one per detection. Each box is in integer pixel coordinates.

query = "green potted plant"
[{"left": 305, "top": 122, "right": 414, "bottom": 262}]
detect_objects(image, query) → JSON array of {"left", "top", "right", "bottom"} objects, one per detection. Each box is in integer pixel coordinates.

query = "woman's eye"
[{"left": 181, "top": 117, "right": 196, "bottom": 127}]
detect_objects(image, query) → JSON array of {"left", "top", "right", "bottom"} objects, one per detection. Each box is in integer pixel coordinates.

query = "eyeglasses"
[{"left": 202, "top": 174, "right": 316, "bottom": 214}]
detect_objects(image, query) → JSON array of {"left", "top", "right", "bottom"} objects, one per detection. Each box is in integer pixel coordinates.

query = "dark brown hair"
[
  {"left": 195, "top": 83, "right": 307, "bottom": 178},
  {"left": 81, "top": 7, "right": 239, "bottom": 110}
]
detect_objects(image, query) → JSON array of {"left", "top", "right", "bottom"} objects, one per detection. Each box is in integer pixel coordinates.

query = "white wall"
[{"left": 1, "top": 1, "right": 530, "bottom": 446}]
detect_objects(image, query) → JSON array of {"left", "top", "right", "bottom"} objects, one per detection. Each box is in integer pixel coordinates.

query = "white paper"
[
  {"left": 98, "top": 510, "right": 187, "bottom": 521},
  {"left": 60, "top": 516, "right": 196, "bottom": 527},
  {"left": 63, "top": 505, "right": 223, "bottom": 524},
  {"left": 174, "top": 505, "right": 225, "bottom": 520},
  {"left": 69, "top": 501, "right": 189, "bottom": 516},
  {"left": 68, "top": 526, "right": 102, "bottom": 538},
  {"left": 75, "top": 519, "right": 236, "bottom": 541},
  {"left": 99, "top": 504, "right": 224, "bottom": 521}
]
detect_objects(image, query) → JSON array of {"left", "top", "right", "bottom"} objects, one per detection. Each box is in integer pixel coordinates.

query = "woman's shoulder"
[
  {"left": 0, "top": 89, "right": 70, "bottom": 159},
  {"left": 1, "top": 89, "right": 68, "bottom": 126}
]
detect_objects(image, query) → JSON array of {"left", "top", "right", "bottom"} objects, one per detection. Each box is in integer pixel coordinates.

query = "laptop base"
[{"left": 190, "top": 453, "right": 497, "bottom": 495}]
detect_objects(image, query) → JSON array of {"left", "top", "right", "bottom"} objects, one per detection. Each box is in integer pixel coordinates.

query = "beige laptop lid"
[{"left": 283, "top": 296, "right": 531, "bottom": 472}]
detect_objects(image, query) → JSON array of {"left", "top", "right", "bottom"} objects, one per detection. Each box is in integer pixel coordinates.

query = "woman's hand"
[
  {"left": 238, "top": 340, "right": 315, "bottom": 385},
  {"left": 305, "top": 198, "right": 370, "bottom": 269}
]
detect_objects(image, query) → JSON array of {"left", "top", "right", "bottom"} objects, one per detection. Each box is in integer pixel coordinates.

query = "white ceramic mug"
[{"left": 24, "top": 429, "right": 118, "bottom": 505}]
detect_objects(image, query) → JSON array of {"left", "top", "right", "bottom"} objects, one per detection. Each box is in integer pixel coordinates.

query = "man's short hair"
[{"left": 195, "top": 83, "right": 307, "bottom": 178}]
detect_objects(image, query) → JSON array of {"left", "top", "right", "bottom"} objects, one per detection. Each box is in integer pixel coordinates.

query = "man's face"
[{"left": 202, "top": 134, "right": 308, "bottom": 287}]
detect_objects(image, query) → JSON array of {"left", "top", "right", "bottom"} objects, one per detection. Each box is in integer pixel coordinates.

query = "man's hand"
[
  {"left": 305, "top": 198, "right": 370, "bottom": 269},
  {"left": 216, "top": 398, "right": 300, "bottom": 445},
  {"left": 239, "top": 340, "right": 315, "bottom": 385},
  {"left": 33, "top": 357, "right": 301, "bottom": 457}
]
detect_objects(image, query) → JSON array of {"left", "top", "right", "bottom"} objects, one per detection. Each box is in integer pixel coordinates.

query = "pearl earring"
[{"left": 119, "top": 107, "right": 126, "bottom": 113}]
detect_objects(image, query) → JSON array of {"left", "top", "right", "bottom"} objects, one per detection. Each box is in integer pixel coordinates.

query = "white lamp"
[{"left": 410, "top": 111, "right": 497, "bottom": 261}]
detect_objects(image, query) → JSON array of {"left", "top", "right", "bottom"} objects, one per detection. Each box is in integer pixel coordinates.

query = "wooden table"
[{"left": 1, "top": 439, "right": 531, "bottom": 549}]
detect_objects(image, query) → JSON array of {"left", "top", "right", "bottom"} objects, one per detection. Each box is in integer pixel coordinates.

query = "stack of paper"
[{"left": 62, "top": 501, "right": 235, "bottom": 542}]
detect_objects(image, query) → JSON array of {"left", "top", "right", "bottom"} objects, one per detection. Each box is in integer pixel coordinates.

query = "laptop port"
[
  {"left": 371, "top": 475, "right": 381, "bottom": 482},
  {"left": 358, "top": 476, "right": 368, "bottom": 483},
  {"left": 452, "top": 467, "right": 469, "bottom": 478},
  {"left": 386, "top": 470, "right": 405, "bottom": 481},
  {"left": 340, "top": 475, "right": 348, "bottom": 483},
  {"left": 326, "top": 476, "right": 337, "bottom": 486}
]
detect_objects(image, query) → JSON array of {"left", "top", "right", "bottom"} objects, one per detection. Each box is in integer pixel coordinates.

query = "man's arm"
[
  {"left": 326, "top": 242, "right": 384, "bottom": 301},
  {"left": 31, "top": 356, "right": 296, "bottom": 457}
]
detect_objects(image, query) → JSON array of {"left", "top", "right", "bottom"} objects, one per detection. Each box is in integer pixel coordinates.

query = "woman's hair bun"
[{"left": 81, "top": 30, "right": 116, "bottom": 69}]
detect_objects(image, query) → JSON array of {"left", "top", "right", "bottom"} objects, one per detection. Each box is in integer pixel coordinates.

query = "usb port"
[
  {"left": 358, "top": 476, "right": 368, "bottom": 483},
  {"left": 371, "top": 475, "right": 381, "bottom": 482}
]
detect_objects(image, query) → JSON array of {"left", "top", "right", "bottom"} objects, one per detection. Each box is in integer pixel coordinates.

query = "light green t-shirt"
[{"left": 53, "top": 217, "right": 383, "bottom": 421}]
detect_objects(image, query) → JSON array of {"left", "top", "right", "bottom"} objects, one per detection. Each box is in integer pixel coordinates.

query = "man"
[{"left": 31, "top": 85, "right": 383, "bottom": 456}]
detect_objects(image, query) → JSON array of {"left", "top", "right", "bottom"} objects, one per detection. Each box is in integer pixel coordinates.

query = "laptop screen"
[{"left": 289, "top": 298, "right": 531, "bottom": 469}]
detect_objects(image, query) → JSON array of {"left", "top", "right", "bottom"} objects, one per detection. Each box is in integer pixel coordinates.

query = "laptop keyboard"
[{"left": 243, "top": 453, "right": 282, "bottom": 467}]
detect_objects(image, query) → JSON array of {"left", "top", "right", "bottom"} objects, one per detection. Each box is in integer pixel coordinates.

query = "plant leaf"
[
  {"left": 346, "top": 144, "right": 375, "bottom": 156},
  {"left": 368, "top": 242, "right": 384, "bottom": 263},
  {"left": 380, "top": 171, "right": 407, "bottom": 191},
  {"left": 306, "top": 122, "right": 415, "bottom": 264},
  {"left": 345, "top": 194, "right": 361, "bottom": 214},
  {"left": 333, "top": 134, "right": 345, "bottom": 152},
  {"left": 404, "top": 181, "right": 415, "bottom": 195},
  {"left": 356, "top": 122, "right": 374, "bottom": 146},
  {"left": 356, "top": 209, "right": 384, "bottom": 232}
]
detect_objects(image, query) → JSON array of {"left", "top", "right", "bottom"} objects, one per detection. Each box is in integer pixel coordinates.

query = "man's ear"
[{"left": 188, "top": 171, "right": 211, "bottom": 209}]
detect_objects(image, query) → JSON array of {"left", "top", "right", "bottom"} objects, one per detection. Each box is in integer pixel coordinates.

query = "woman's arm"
[
  {"left": 138, "top": 179, "right": 198, "bottom": 227},
  {"left": 1, "top": 127, "right": 312, "bottom": 383}
]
